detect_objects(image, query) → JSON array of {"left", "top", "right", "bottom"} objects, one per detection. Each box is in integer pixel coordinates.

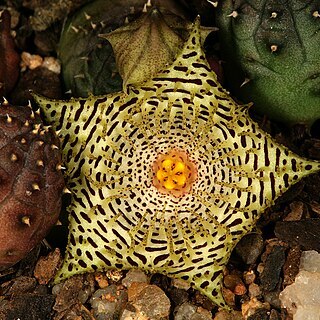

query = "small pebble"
[
  {"left": 241, "top": 298, "right": 270, "bottom": 319},
  {"left": 4, "top": 276, "right": 37, "bottom": 295},
  {"left": 247, "top": 308, "right": 270, "bottom": 320},
  {"left": 172, "top": 278, "right": 191, "bottom": 290},
  {"left": 284, "top": 201, "right": 305, "bottom": 221},
  {"left": 168, "top": 287, "right": 189, "bottom": 306},
  {"left": 53, "top": 274, "right": 95, "bottom": 313},
  {"left": 120, "top": 308, "right": 148, "bottom": 320},
  {"left": 106, "top": 269, "right": 124, "bottom": 282},
  {"left": 269, "top": 309, "right": 282, "bottom": 320},
  {"left": 214, "top": 309, "right": 243, "bottom": 320},
  {"left": 256, "top": 262, "right": 264, "bottom": 275},
  {"left": 51, "top": 282, "right": 63, "bottom": 296},
  {"left": 260, "top": 245, "right": 286, "bottom": 292},
  {"left": 263, "top": 290, "right": 281, "bottom": 309},
  {"left": 174, "top": 302, "right": 211, "bottom": 320},
  {"left": 248, "top": 283, "right": 261, "bottom": 298},
  {"left": 224, "top": 274, "right": 247, "bottom": 295},
  {"left": 42, "top": 57, "right": 61, "bottom": 74},
  {"left": 283, "top": 246, "right": 302, "bottom": 286},
  {"left": 243, "top": 270, "right": 256, "bottom": 285},
  {"left": 222, "top": 288, "right": 235, "bottom": 307},
  {"left": 260, "top": 239, "right": 282, "bottom": 263},
  {"left": 90, "top": 284, "right": 127, "bottom": 320},
  {"left": 193, "top": 290, "right": 214, "bottom": 310},
  {"left": 33, "top": 248, "right": 61, "bottom": 285},
  {"left": 79, "top": 274, "right": 96, "bottom": 304},
  {"left": 127, "top": 282, "right": 170, "bottom": 320},
  {"left": 95, "top": 272, "right": 109, "bottom": 289},
  {"left": 196, "top": 307, "right": 212, "bottom": 319},
  {"left": 20, "top": 53, "right": 61, "bottom": 74},
  {"left": 122, "top": 269, "right": 148, "bottom": 288},
  {"left": 21, "top": 52, "right": 43, "bottom": 71},
  {"left": 299, "top": 249, "right": 320, "bottom": 272},
  {"left": 234, "top": 233, "right": 264, "bottom": 264}
]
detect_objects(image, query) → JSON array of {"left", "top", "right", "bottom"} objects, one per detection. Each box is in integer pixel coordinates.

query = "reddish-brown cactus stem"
[
  {"left": 0, "top": 99, "right": 65, "bottom": 270},
  {"left": 0, "top": 10, "right": 20, "bottom": 96}
]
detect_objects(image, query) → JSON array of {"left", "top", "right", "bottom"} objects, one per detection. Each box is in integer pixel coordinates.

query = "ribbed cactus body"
[
  {"left": 58, "top": 0, "right": 147, "bottom": 97},
  {"left": 0, "top": 100, "right": 65, "bottom": 269},
  {"left": 216, "top": 0, "right": 320, "bottom": 126}
]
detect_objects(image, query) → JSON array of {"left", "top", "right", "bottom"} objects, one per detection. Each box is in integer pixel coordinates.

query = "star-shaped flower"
[{"left": 35, "top": 18, "right": 320, "bottom": 308}]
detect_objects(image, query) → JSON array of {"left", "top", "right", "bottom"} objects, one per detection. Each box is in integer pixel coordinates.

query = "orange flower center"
[{"left": 153, "top": 150, "right": 197, "bottom": 197}]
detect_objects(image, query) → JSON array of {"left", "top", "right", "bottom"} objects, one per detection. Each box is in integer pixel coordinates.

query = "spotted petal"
[{"left": 34, "top": 18, "right": 320, "bottom": 309}]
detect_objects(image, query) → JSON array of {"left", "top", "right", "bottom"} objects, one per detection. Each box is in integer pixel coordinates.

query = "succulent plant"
[
  {"left": 216, "top": 0, "right": 320, "bottom": 126},
  {"left": 102, "top": 6, "right": 213, "bottom": 88},
  {"left": 0, "top": 10, "right": 20, "bottom": 97},
  {"left": 35, "top": 17, "right": 320, "bottom": 309},
  {"left": 58, "top": 0, "right": 193, "bottom": 96},
  {"left": 58, "top": 0, "right": 147, "bottom": 97},
  {"left": 0, "top": 99, "right": 65, "bottom": 270},
  {"left": 29, "top": 0, "right": 92, "bottom": 31},
  {"left": 102, "top": 7, "right": 190, "bottom": 88}
]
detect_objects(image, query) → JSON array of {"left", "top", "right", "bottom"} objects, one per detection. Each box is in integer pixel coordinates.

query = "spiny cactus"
[
  {"left": 58, "top": 0, "right": 147, "bottom": 97},
  {"left": 0, "top": 99, "right": 65, "bottom": 270},
  {"left": 58, "top": 0, "right": 195, "bottom": 96},
  {"left": 216, "top": 0, "right": 320, "bottom": 126}
]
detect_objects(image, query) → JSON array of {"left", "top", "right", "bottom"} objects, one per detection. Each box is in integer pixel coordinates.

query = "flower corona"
[{"left": 153, "top": 150, "right": 197, "bottom": 197}]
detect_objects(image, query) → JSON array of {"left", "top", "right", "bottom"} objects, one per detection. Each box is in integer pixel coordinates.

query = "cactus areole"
[
  {"left": 0, "top": 100, "right": 65, "bottom": 270},
  {"left": 34, "top": 18, "right": 320, "bottom": 309}
]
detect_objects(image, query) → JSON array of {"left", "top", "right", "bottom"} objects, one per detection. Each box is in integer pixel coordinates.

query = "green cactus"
[
  {"left": 216, "top": 0, "right": 320, "bottom": 126},
  {"left": 58, "top": 0, "right": 194, "bottom": 97},
  {"left": 58, "top": 0, "right": 147, "bottom": 97}
]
